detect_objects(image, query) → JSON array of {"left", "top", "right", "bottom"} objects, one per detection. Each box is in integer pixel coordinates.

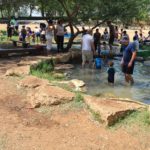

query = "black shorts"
[
  {"left": 41, "top": 35, "right": 46, "bottom": 41},
  {"left": 109, "top": 36, "right": 114, "bottom": 45},
  {"left": 108, "top": 77, "right": 114, "bottom": 83},
  {"left": 122, "top": 63, "right": 135, "bottom": 75},
  {"left": 7, "top": 33, "right": 12, "bottom": 37}
]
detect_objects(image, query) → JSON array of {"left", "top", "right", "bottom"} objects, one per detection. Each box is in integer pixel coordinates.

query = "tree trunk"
[{"left": 65, "top": 21, "right": 106, "bottom": 51}]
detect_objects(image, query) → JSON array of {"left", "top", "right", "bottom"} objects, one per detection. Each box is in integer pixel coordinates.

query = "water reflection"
[{"left": 69, "top": 60, "right": 150, "bottom": 104}]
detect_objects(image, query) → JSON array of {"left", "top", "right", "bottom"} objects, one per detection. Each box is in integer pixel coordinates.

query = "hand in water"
[{"left": 128, "top": 61, "right": 132, "bottom": 68}]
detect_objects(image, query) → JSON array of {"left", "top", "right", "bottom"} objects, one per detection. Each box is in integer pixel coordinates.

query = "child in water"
[
  {"left": 101, "top": 42, "right": 110, "bottom": 64},
  {"left": 107, "top": 61, "right": 115, "bottom": 85}
]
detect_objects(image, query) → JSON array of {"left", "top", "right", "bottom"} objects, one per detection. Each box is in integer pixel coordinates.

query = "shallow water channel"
[{"left": 68, "top": 60, "right": 150, "bottom": 104}]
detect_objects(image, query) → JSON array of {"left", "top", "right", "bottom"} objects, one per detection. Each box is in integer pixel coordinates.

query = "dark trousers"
[
  {"left": 94, "top": 41, "right": 101, "bottom": 56},
  {"left": 57, "top": 36, "right": 64, "bottom": 52}
]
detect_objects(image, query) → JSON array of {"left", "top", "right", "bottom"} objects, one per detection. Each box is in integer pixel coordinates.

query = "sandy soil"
[{"left": 0, "top": 57, "right": 149, "bottom": 150}]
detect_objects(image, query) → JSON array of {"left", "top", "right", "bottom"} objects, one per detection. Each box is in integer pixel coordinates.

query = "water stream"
[{"left": 68, "top": 60, "right": 150, "bottom": 104}]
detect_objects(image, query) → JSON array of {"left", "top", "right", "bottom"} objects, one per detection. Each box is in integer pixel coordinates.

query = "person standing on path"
[
  {"left": 21, "top": 26, "right": 27, "bottom": 42},
  {"left": 7, "top": 24, "right": 13, "bottom": 40},
  {"left": 46, "top": 20, "right": 55, "bottom": 54},
  {"left": 81, "top": 30, "right": 95, "bottom": 68},
  {"left": 56, "top": 20, "right": 65, "bottom": 52},
  {"left": 107, "top": 21, "right": 115, "bottom": 52},
  {"left": 121, "top": 37, "right": 137, "bottom": 85},
  {"left": 94, "top": 28, "right": 101, "bottom": 52}
]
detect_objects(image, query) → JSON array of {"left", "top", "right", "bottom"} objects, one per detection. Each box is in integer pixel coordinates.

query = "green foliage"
[
  {"left": 72, "top": 92, "right": 85, "bottom": 108},
  {"left": 142, "top": 110, "right": 150, "bottom": 125},
  {"left": 111, "top": 110, "right": 150, "bottom": 129},
  {"left": 74, "top": 92, "right": 84, "bottom": 103},
  {"left": 89, "top": 108, "right": 102, "bottom": 122},
  {"left": 30, "top": 59, "right": 54, "bottom": 74},
  {"left": 31, "top": 70, "right": 65, "bottom": 82},
  {"left": 137, "top": 51, "right": 150, "bottom": 58},
  {"left": 141, "top": 45, "right": 150, "bottom": 51}
]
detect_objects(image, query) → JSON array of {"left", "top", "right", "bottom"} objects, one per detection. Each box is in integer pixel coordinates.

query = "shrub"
[{"left": 30, "top": 59, "right": 54, "bottom": 73}]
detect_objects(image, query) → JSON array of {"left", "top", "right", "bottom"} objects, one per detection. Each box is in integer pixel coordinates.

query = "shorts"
[
  {"left": 122, "top": 63, "right": 135, "bottom": 75},
  {"left": 36, "top": 33, "right": 40, "bottom": 37},
  {"left": 41, "top": 34, "right": 46, "bottom": 41},
  {"left": 109, "top": 36, "right": 114, "bottom": 45},
  {"left": 7, "top": 33, "right": 12, "bottom": 38},
  {"left": 108, "top": 77, "right": 114, "bottom": 83},
  {"left": 82, "top": 50, "right": 93, "bottom": 64}
]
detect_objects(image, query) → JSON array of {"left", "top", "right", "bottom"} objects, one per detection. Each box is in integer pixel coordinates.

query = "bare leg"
[
  {"left": 125, "top": 74, "right": 134, "bottom": 85},
  {"left": 125, "top": 74, "right": 129, "bottom": 83},
  {"left": 82, "top": 62, "right": 85, "bottom": 68},
  {"left": 128, "top": 74, "right": 134, "bottom": 85}
]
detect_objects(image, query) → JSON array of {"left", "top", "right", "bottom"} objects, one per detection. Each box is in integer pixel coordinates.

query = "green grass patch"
[
  {"left": 31, "top": 70, "right": 65, "bottom": 82},
  {"left": 90, "top": 109, "right": 102, "bottom": 122},
  {"left": 110, "top": 109, "right": 150, "bottom": 129},
  {"left": 30, "top": 59, "right": 66, "bottom": 81},
  {"left": 72, "top": 92, "right": 85, "bottom": 108},
  {"left": 74, "top": 92, "right": 84, "bottom": 103},
  {"left": 0, "top": 35, "right": 18, "bottom": 43},
  {"left": 141, "top": 45, "right": 150, "bottom": 51},
  {"left": 30, "top": 59, "right": 55, "bottom": 73},
  {"left": 86, "top": 105, "right": 102, "bottom": 123},
  {"left": 137, "top": 50, "right": 150, "bottom": 58}
]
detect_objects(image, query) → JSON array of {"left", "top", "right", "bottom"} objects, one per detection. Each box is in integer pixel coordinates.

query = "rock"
[
  {"left": 55, "top": 79, "right": 87, "bottom": 92},
  {"left": 146, "top": 56, "right": 150, "bottom": 60},
  {"left": 144, "top": 60, "right": 150, "bottom": 66},
  {"left": 52, "top": 72, "right": 64, "bottom": 79},
  {"left": 55, "top": 64, "right": 74, "bottom": 71},
  {"left": 27, "top": 85, "right": 75, "bottom": 108},
  {"left": 70, "top": 49, "right": 82, "bottom": 63},
  {"left": 71, "top": 79, "right": 85, "bottom": 87},
  {"left": 19, "top": 75, "right": 49, "bottom": 88},
  {"left": 70, "top": 79, "right": 86, "bottom": 92},
  {"left": 54, "top": 52, "right": 72, "bottom": 63},
  {"left": 5, "top": 66, "right": 30, "bottom": 76},
  {"left": 17, "top": 60, "right": 39, "bottom": 66},
  {"left": 84, "top": 95, "right": 145, "bottom": 126}
]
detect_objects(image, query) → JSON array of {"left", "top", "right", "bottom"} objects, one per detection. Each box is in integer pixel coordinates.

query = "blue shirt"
[
  {"left": 123, "top": 43, "right": 136, "bottom": 65},
  {"left": 95, "top": 58, "right": 102, "bottom": 69}
]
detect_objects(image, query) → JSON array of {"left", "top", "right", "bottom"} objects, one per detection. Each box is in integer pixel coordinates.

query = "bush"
[
  {"left": 74, "top": 92, "right": 84, "bottom": 103},
  {"left": 30, "top": 59, "right": 54, "bottom": 73}
]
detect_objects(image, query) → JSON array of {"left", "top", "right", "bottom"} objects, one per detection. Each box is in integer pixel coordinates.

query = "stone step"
[{"left": 84, "top": 95, "right": 146, "bottom": 126}]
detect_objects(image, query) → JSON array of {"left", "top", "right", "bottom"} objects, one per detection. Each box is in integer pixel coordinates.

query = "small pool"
[{"left": 68, "top": 60, "right": 150, "bottom": 104}]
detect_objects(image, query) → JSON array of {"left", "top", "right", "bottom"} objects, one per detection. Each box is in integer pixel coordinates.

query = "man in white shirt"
[{"left": 81, "top": 30, "right": 95, "bottom": 68}]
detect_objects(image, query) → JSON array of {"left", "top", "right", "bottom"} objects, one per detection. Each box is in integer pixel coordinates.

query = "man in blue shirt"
[{"left": 121, "top": 37, "right": 137, "bottom": 85}]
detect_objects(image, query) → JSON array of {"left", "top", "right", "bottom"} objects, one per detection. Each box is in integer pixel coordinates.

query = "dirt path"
[{"left": 0, "top": 58, "right": 149, "bottom": 150}]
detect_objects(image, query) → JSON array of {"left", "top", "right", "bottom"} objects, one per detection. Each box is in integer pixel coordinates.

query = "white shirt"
[
  {"left": 34, "top": 28, "right": 40, "bottom": 33},
  {"left": 56, "top": 25, "right": 65, "bottom": 36},
  {"left": 82, "top": 34, "right": 93, "bottom": 51},
  {"left": 134, "top": 40, "right": 139, "bottom": 51}
]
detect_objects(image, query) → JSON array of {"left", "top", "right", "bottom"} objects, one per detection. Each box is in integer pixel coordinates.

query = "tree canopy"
[
  {"left": 0, "top": 0, "right": 149, "bottom": 24},
  {"left": 0, "top": 0, "right": 150, "bottom": 50}
]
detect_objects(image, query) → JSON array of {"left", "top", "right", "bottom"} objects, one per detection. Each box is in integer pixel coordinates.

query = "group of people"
[
  {"left": 81, "top": 21, "right": 139, "bottom": 86},
  {"left": 6, "top": 19, "right": 66, "bottom": 53}
]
